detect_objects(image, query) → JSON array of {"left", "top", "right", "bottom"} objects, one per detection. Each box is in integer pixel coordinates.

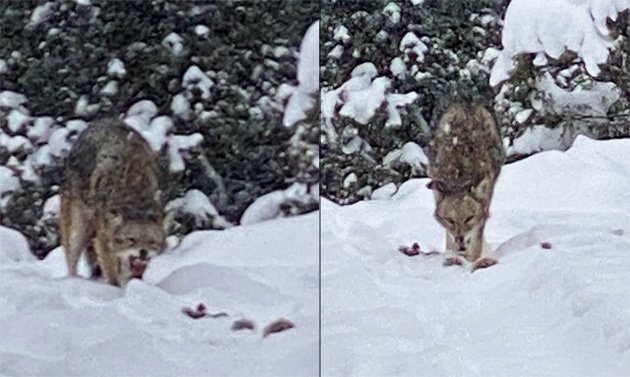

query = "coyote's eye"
[
  {"left": 465, "top": 216, "right": 474, "bottom": 224},
  {"left": 445, "top": 218, "right": 455, "bottom": 226}
]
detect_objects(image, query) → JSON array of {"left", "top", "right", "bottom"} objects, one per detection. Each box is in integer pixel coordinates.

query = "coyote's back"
[
  {"left": 428, "top": 103, "right": 504, "bottom": 192},
  {"left": 427, "top": 103, "right": 504, "bottom": 264},
  {"left": 60, "top": 119, "right": 166, "bottom": 286}
]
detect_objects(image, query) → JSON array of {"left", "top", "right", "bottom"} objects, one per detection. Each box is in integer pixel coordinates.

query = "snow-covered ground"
[
  {"left": 0, "top": 213, "right": 319, "bottom": 377},
  {"left": 321, "top": 136, "right": 630, "bottom": 377}
]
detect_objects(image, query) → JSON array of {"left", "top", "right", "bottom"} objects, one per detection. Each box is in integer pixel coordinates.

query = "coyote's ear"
[{"left": 471, "top": 176, "right": 493, "bottom": 205}]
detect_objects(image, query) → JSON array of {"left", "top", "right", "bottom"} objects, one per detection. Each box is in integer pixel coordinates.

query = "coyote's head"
[
  {"left": 428, "top": 178, "right": 493, "bottom": 252},
  {"left": 104, "top": 213, "right": 167, "bottom": 286}
]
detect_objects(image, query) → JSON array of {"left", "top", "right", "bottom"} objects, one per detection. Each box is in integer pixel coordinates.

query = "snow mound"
[
  {"left": 490, "top": 0, "right": 630, "bottom": 86},
  {"left": 0, "top": 226, "right": 36, "bottom": 265},
  {"left": 322, "top": 136, "right": 630, "bottom": 376},
  {"left": 0, "top": 213, "right": 319, "bottom": 377}
]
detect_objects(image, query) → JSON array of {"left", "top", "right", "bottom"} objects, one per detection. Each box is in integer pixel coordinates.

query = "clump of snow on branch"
[
  {"left": 165, "top": 189, "right": 231, "bottom": 229},
  {"left": 536, "top": 72, "right": 620, "bottom": 117},
  {"left": 490, "top": 0, "right": 630, "bottom": 86},
  {"left": 282, "top": 21, "right": 319, "bottom": 127},
  {"left": 321, "top": 60, "right": 419, "bottom": 132},
  {"left": 240, "top": 183, "right": 317, "bottom": 225}
]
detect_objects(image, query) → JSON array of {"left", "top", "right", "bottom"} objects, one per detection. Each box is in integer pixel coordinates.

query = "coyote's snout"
[
  {"left": 59, "top": 119, "right": 166, "bottom": 286},
  {"left": 427, "top": 102, "right": 504, "bottom": 263}
]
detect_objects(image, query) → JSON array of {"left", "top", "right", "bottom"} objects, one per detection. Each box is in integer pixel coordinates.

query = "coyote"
[
  {"left": 426, "top": 102, "right": 504, "bottom": 266},
  {"left": 59, "top": 119, "right": 167, "bottom": 287}
]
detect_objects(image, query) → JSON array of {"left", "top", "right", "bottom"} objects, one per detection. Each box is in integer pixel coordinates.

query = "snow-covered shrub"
[{"left": 490, "top": 0, "right": 630, "bottom": 160}]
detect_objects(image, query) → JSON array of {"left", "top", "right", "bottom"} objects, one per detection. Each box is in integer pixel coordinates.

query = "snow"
[
  {"left": 389, "top": 57, "right": 406, "bottom": 79},
  {"left": 66, "top": 119, "right": 88, "bottom": 133},
  {"left": 283, "top": 21, "right": 319, "bottom": 127},
  {"left": 74, "top": 95, "right": 98, "bottom": 117},
  {"left": 7, "top": 109, "right": 30, "bottom": 133},
  {"left": 168, "top": 133, "right": 204, "bottom": 173},
  {"left": 100, "top": 80, "right": 119, "bottom": 96},
  {"left": 125, "top": 99, "right": 158, "bottom": 130},
  {"left": 328, "top": 45, "right": 344, "bottom": 59},
  {"left": 296, "top": 20, "right": 320, "bottom": 92},
  {"left": 507, "top": 124, "right": 567, "bottom": 156},
  {"left": 382, "top": 141, "right": 427, "bottom": 172},
  {"left": 1, "top": 134, "right": 32, "bottom": 153},
  {"left": 383, "top": 2, "right": 402, "bottom": 24},
  {"left": 165, "top": 189, "right": 231, "bottom": 229},
  {"left": 171, "top": 93, "right": 192, "bottom": 120},
  {"left": 409, "top": 0, "right": 424, "bottom": 5},
  {"left": 193, "top": 25, "right": 210, "bottom": 37},
  {"left": 107, "top": 58, "right": 126, "bottom": 79},
  {"left": 0, "top": 226, "right": 36, "bottom": 265},
  {"left": 127, "top": 99, "right": 158, "bottom": 119},
  {"left": 28, "top": 2, "right": 54, "bottom": 27},
  {"left": 351, "top": 62, "right": 378, "bottom": 79},
  {"left": 371, "top": 182, "right": 397, "bottom": 200},
  {"left": 536, "top": 72, "right": 620, "bottom": 116},
  {"left": 515, "top": 109, "right": 533, "bottom": 124},
  {"left": 0, "top": 213, "right": 318, "bottom": 377},
  {"left": 490, "top": 0, "right": 630, "bottom": 86},
  {"left": 162, "top": 32, "right": 185, "bottom": 56},
  {"left": 48, "top": 127, "right": 72, "bottom": 157},
  {"left": 385, "top": 92, "right": 419, "bottom": 128},
  {"left": 182, "top": 65, "right": 214, "bottom": 100},
  {"left": 0, "top": 91, "right": 26, "bottom": 108},
  {"left": 28, "top": 116, "right": 55, "bottom": 143},
  {"left": 240, "top": 183, "right": 314, "bottom": 225},
  {"left": 322, "top": 136, "right": 630, "bottom": 376},
  {"left": 0, "top": 59, "right": 7, "bottom": 74},
  {"left": 399, "top": 32, "right": 428, "bottom": 62},
  {"left": 42, "top": 194, "right": 60, "bottom": 220},
  {"left": 339, "top": 76, "right": 389, "bottom": 124},
  {"left": 333, "top": 25, "right": 351, "bottom": 43},
  {"left": 142, "top": 115, "right": 173, "bottom": 151},
  {"left": 0, "top": 166, "right": 19, "bottom": 199},
  {"left": 322, "top": 62, "right": 418, "bottom": 129},
  {"left": 343, "top": 173, "right": 357, "bottom": 188}
]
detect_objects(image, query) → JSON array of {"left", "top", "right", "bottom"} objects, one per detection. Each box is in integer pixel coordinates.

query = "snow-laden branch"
[
  {"left": 283, "top": 21, "right": 319, "bottom": 127},
  {"left": 490, "top": 0, "right": 630, "bottom": 86}
]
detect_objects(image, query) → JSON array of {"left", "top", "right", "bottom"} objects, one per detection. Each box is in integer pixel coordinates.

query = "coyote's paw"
[{"left": 471, "top": 257, "right": 497, "bottom": 271}]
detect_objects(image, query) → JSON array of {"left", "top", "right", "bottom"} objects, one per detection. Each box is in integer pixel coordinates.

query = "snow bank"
[
  {"left": 322, "top": 136, "right": 630, "bottom": 376},
  {"left": 0, "top": 213, "right": 319, "bottom": 377},
  {"left": 490, "top": 0, "right": 630, "bottom": 86},
  {"left": 0, "top": 226, "right": 36, "bottom": 265}
]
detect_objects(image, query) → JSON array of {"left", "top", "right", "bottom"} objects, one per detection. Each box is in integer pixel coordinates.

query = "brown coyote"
[
  {"left": 59, "top": 119, "right": 167, "bottom": 286},
  {"left": 426, "top": 102, "right": 505, "bottom": 268}
]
